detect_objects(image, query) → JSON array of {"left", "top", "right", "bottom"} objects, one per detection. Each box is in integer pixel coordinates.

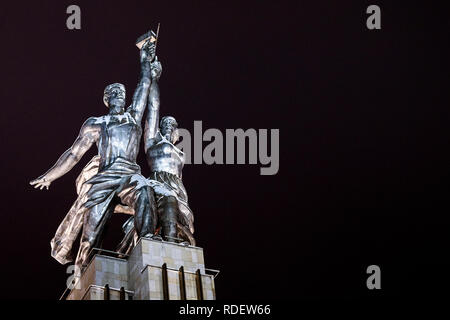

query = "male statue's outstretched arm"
[
  {"left": 127, "top": 40, "right": 155, "bottom": 122},
  {"left": 30, "top": 118, "right": 100, "bottom": 190},
  {"left": 144, "top": 59, "right": 162, "bottom": 151}
]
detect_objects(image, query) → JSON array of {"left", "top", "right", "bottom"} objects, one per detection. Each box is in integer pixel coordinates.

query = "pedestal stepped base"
[{"left": 66, "top": 238, "right": 217, "bottom": 300}]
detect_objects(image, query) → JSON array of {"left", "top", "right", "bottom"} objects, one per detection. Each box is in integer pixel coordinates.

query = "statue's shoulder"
[
  {"left": 152, "top": 131, "right": 164, "bottom": 145},
  {"left": 80, "top": 117, "right": 103, "bottom": 135},
  {"left": 155, "top": 131, "right": 164, "bottom": 142},
  {"left": 85, "top": 115, "right": 109, "bottom": 126},
  {"left": 145, "top": 131, "right": 162, "bottom": 152}
]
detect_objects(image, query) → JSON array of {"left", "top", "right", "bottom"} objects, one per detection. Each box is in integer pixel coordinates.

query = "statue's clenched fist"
[{"left": 140, "top": 40, "right": 156, "bottom": 63}]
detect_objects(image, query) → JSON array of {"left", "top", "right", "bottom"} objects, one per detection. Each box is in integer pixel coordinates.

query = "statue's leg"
[
  {"left": 133, "top": 186, "right": 157, "bottom": 237},
  {"left": 117, "top": 179, "right": 157, "bottom": 238},
  {"left": 158, "top": 196, "right": 179, "bottom": 242},
  {"left": 75, "top": 199, "right": 114, "bottom": 271},
  {"left": 176, "top": 222, "right": 196, "bottom": 246}
]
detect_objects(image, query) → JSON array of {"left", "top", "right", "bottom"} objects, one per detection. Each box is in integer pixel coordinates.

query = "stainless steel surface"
[
  {"left": 30, "top": 31, "right": 197, "bottom": 272},
  {"left": 30, "top": 36, "right": 159, "bottom": 268}
]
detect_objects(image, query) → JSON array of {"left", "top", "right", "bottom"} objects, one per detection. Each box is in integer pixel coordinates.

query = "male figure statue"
[{"left": 30, "top": 38, "right": 157, "bottom": 270}]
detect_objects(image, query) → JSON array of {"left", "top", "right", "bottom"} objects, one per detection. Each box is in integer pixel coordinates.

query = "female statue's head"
[{"left": 160, "top": 116, "right": 179, "bottom": 144}]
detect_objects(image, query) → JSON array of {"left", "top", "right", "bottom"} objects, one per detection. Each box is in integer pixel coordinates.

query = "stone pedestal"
[{"left": 65, "top": 238, "right": 217, "bottom": 300}]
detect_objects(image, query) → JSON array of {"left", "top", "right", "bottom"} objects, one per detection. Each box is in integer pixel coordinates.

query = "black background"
[{"left": 0, "top": 0, "right": 449, "bottom": 300}]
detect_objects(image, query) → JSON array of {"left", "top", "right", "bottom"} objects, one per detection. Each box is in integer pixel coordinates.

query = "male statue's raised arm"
[
  {"left": 29, "top": 118, "right": 100, "bottom": 190},
  {"left": 144, "top": 58, "right": 163, "bottom": 151},
  {"left": 127, "top": 40, "right": 155, "bottom": 122}
]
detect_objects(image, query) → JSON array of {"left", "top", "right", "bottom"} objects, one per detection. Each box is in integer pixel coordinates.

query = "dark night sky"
[{"left": 0, "top": 1, "right": 449, "bottom": 300}]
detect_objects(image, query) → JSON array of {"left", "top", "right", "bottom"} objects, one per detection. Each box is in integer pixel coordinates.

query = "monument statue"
[
  {"left": 30, "top": 34, "right": 159, "bottom": 270},
  {"left": 27, "top": 30, "right": 215, "bottom": 301},
  {"left": 117, "top": 59, "right": 196, "bottom": 255}
]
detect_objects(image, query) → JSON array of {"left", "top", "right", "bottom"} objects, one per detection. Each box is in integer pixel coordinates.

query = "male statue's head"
[
  {"left": 160, "top": 116, "right": 179, "bottom": 144},
  {"left": 103, "top": 83, "right": 126, "bottom": 114}
]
